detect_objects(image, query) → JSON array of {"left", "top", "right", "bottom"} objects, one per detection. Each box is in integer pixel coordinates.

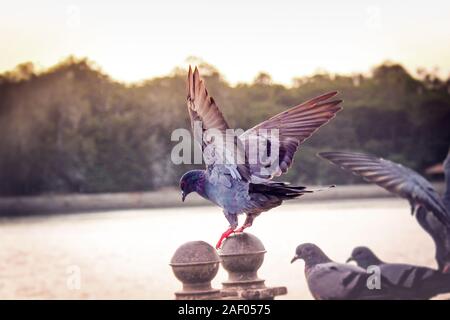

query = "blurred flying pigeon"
[
  {"left": 319, "top": 151, "right": 450, "bottom": 273},
  {"left": 291, "top": 243, "right": 412, "bottom": 300},
  {"left": 347, "top": 246, "right": 450, "bottom": 299},
  {"left": 179, "top": 66, "right": 342, "bottom": 249}
]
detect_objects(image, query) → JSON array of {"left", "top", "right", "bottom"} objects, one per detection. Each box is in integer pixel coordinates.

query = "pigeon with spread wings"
[
  {"left": 180, "top": 66, "right": 343, "bottom": 249},
  {"left": 319, "top": 151, "right": 450, "bottom": 272}
]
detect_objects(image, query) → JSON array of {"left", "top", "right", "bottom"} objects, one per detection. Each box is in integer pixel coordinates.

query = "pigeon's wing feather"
[
  {"left": 379, "top": 263, "right": 450, "bottom": 298},
  {"left": 415, "top": 207, "right": 450, "bottom": 271},
  {"left": 187, "top": 66, "right": 250, "bottom": 180},
  {"left": 379, "top": 264, "right": 434, "bottom": 288},
  {"left": 319, "top": 151, "right": 450, "bottom": 226},
  {"left": 239, "top": 92, "right": 342, "bottom": 182},
  {"left": 443, "top": 151, "right": 450, "bottom": 211},
  {"left": 308, "top": 263, "right": 392, "bottom": 300},
  {"left": 186, "top": 66, "right": 229, "bottom": 132}
]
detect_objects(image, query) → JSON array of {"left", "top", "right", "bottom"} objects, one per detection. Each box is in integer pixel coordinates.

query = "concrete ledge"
[{"left": 0, "top": 183, "right": 444, "bottom": 216}]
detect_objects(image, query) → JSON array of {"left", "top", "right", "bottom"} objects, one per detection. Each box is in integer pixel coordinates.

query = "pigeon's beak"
[
  {"left": 346, "top": 257, "right": 354, "bottom": 263},
  {"left": 291, "top": 255, "right": 299, "bottom": 264},
  {"left": 181, "top": 191, "right": 186, "bottom": 202}
]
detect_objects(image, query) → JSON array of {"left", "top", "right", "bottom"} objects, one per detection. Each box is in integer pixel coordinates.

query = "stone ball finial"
[
  {"left": 170, "top": 240, "right": 220, "bottom": 299},
  {"left": 219, "top": 233, "right": 266, "bottom": 289}
]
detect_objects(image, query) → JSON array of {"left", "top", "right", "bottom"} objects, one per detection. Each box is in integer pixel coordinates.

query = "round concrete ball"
[
  {"left": 219, "top": 233, "right": 266, "bottom": 273},
  {"left": 170, "top": 241, "right": 220, "bottom": 285}
]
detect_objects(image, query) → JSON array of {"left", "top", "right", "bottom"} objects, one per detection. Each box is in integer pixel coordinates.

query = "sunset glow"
[{"left": 2, "top": 0, "right": 450, "bottom": 84}]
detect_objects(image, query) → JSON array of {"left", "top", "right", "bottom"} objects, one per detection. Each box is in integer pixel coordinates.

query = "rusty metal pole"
[
  {"left": 219, "top": 233, "right": 287, "bottom": 300},
  {"left": 170, "top": 241, "right": 222, "bottom": 300}
]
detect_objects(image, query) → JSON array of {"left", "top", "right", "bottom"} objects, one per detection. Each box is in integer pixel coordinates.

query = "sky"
[{"left": 1, "top": 0, "right": 450, "bottom": 85}]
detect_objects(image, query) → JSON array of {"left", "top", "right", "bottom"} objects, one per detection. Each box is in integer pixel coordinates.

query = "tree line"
[{"left": 0, "top": 57, "right": 449, "bottom": 195}]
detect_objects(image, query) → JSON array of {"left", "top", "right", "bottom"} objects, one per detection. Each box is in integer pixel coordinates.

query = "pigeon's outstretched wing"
[
  {"left": 240, "top": 92, "right": 342, "bottom": 182},
  {"left": 319, "top": 151, "right": 450, "bottom": 226},
  {"left": 186, "top": 66, "right": 249, "bottom": 181},
  {"left": 186, "top": 66, "right": 229, "bottom": 132}
]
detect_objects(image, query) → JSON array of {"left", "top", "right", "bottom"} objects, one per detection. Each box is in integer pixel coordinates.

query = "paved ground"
[{"left": 0, "top": 198, "right": 448, "bottom": 299}]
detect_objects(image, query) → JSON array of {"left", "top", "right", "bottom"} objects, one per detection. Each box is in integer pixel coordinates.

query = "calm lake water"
[{"left": 0, "top": 198, "right": 447, "bottom": 299}]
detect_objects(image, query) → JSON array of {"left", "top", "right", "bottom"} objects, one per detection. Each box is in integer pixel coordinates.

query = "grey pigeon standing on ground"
[
  {"left": 347, "top": 246, "right": 450, "bottom": 299},
  {"left": 180, "top": 66, "right": 342, "bottom": 249},
  {"left": 291, "top": 243, "right": 410, "bottom": 300},
  {"left": 319, "top": 151, "right": 450, "bottom": 273}
]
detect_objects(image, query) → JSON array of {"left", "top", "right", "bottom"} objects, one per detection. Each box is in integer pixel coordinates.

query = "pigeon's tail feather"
[
  {"left": 250, "top": 182, "right": 314, "bottom": 200},
  {"left": 306, "top": 185, "right": 336, "bottom": 192}
]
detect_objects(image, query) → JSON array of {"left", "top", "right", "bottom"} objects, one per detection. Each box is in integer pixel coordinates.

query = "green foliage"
[{"left": 0, "top": 58, "right": 449, "bottom": 195}]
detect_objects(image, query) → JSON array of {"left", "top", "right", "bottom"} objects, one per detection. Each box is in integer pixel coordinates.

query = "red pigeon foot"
[
  {"left": 216, "top": 228, "right": 235, "bottom": 249},
  {"left": 235, "top": 223, "right": 251, "bottom": 233}
]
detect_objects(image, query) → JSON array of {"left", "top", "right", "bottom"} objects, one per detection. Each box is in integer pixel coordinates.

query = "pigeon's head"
[
  {"left": 347, "top": 246, "right": 382, "bottom": 268},
  {"left": 179, "top": 170, "right": 204, "bottom": 202},
  {"left": 291, "top": 243, "right": 330, "bottom": 265}
]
